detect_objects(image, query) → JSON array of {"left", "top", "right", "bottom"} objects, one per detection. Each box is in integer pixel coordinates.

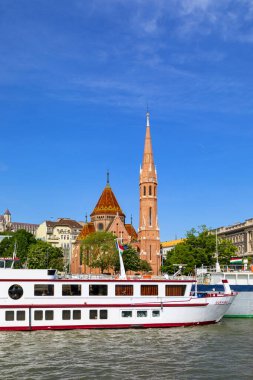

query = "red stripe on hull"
[
  {"left": 0, "top": 302, "right": 208, "bottom": 309},
  {"left": 0, "top": 320, "right": 217, "bottom": 331}
]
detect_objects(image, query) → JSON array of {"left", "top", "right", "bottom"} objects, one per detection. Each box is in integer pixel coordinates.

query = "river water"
[{"left": 0, "top": 320, "right": 252, "bottom": 380}]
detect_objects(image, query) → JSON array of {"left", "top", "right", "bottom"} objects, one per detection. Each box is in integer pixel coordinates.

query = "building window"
[
  {"left": 141, "top": 285, "right": 158, "bottom": 296},
  {"left": 5, "top": 311, "right": 14, "bottom": 321},
  {"left": 149, "top": 207, "right": 152, "bottom": 226},
  {"left": 121, "top": 311, "right": 132, "bottom": 318},
  {"left": 165, "top": 285, "right": 186, "bottom": 296},
  {"left": 143, "top": 186, "right": 146, "bottom": 196},
  {"left": 89, "top": 285, "right": 108, "bottom": 296},
  {"left": 154, "top": 187, "right": 156, "bottom": 196},
  {"left": 150, "top": 245, "right": 152, "bottom": 261},
  {"left": 34, "top": 284, "right": 54, "bottom": 296},
  {"left": 62, "top": 284, "right": 81, "bottom": 296},
  {"left": 115, "top": 285, "right": 133, "bottom": 296},
  {"left": 149, "top": 186, "right": 152, "bottom": 196},
  {"left": 98, "top": 223, "right": 104, "bottom": 231}
]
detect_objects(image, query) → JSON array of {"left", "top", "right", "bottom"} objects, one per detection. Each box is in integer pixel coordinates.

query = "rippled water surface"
[{"left": 0, "top": 320, "right": 252, "bottom": 379}]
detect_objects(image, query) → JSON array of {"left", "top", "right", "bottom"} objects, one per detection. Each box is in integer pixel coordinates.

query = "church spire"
[
  {"left": 138, "top": 111, "right": 160, "bottom": 275},
  {"left": 106, "top": 170, "right": 110, "bottom": 188}
]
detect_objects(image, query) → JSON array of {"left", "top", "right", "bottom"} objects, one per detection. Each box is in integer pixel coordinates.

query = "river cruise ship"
[
  {"left": 0, "top": 264, "right": 236, "bottom": 331},
  {"left": 197, "top": 266, "right": 253, "bottom": 318}
]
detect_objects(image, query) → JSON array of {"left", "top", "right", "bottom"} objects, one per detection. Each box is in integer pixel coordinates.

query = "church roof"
[
  {"left": 90, "top": 184, "right": 125, "bottom": 217},
  {"left": 125, "top": 224, "right": 138, "bottom": 240},
  {"left": 4, "top": 209, "right": 11, "bottom": 215},
  {"left": 78, "top": 222, "right": 96, "bottom": 240}
]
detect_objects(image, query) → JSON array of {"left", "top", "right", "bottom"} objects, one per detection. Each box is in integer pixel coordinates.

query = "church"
[{"left": 71, "top": 112, "right": 161, "bottom": 275}]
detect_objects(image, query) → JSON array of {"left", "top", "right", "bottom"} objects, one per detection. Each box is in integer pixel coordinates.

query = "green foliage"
[
  {"left": 114, "top": 246, "right": 152, "bottom": 273},
  {"left": 162, "top": 226, "right": 237, "bottom": 275},
  {"left": 0, "top": 229, "right": 36, "bottom": 264},
  {"left": 27, "top": 240, "right": 64, "bottom": 270},
  {"left": 81, "top": 231, "right": 118, "bottom": 273}
]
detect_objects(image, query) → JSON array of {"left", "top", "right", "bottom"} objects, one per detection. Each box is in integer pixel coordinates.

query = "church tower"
[{"left": 138, "top": 112, "right": 160, "bottom": 275}]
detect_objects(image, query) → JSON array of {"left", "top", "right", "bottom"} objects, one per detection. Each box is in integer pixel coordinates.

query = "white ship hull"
[
  {"left": 0, "top": 269, "right": 236, "bottom": 331},
  {"left": 198, "top": 271, "right": 253, "bottom": 318}
]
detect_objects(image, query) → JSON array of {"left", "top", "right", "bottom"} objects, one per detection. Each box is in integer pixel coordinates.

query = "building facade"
[
  {"left": 0, "top": 209, "right": 38, "bottom": 235},
  {"left": 138, "top": 112, "right": 161, "bottom": 275},
  {"left": 215, "top": 218, "right": 253, "bottom": 257},
  {"left": 36, "top": 218, "right": 83, "bottom": 270}
]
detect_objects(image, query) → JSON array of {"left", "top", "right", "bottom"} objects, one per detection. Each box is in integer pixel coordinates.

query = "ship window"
[
  {"left": 152, "top": 310, "right": 160, "bottom": 317},
  {"left": 141, "top": 285, "right": 158, "bottom": 296},
  {"left": 62, "top": 284, "right": 81, "bottom": 296},
  {"left": 5, "top": 311, "right": 14, "bottom": 321},
  {"left": 62, "top": 310, "right": 71, "bottom": 320},
  {"left": 121, "top": 311, "right": 132, "bottom": 318},
  {"left": 115, "top": 285, "right": 133, "bottom": 296},
  {"left": 137, "top": 310, "right": 147, "bottom": 318},
  {"left": 45, "top": 310, "right": 54, "bottom": 320},
  {"left": 34, "top": 310, "right": 43, "bottom": 320},
  {"left": 73, "top": 310, "right": 81, "bottom": 320},
  {"left": 17, "top": 310, "right": 25, "bottom": 321},
  {"left": 34, "top": 284, "right": 54, "bottom": 296},
  {"left": 89, "top": 310, "right": 98, "bottom": 319},
  {"left": 89, "top": 285, "right": 108, "bottom": 296},
  {"left": 8, "top": 284, "right": 23, "bottom": 300},
  {"left": 165, "top": 285, "right": 186, "bottom": 296},
  {"left": 100, "top": 310, "right": 108, "bottom": 319}
]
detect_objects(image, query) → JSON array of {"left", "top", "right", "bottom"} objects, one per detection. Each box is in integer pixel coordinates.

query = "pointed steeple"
[
  {"left": 138, "top": 111, "right": 160, "bottom": 275},
  {"left": 141, "top": 112, "right": 156, "bottom": 180},
  {"left": 106, "top": 170, "right": 110, "bottom": 188}
]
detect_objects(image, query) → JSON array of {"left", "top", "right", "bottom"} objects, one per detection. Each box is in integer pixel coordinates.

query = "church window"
[
  {"left": 149, "top": 207, "right": 152, "bottom": 226},
  {"left": 149, "top": 186, "right": 152, "bottom": 196},
  {"left": 154, "top": 187, "right": 156, "bottom": 196},
  {"left": 143, "top": 186, "right": 146, "bottom": 196},
  {"left": 98, "top": 223, "right": 104, "bottom": 231}
]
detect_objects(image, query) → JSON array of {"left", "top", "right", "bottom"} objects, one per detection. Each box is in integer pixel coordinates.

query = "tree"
[
  {"left": 0, "top": 229, "right": 36, "bottom": 264},
  {"left": 27, "top": 240, "right": 64, "bottom": 271},
  {"left": 80, "top": 231, "right": 118, "bottom": 273},
  {"left": 113, "top": 246, "right": 152, "bottom": 273},
  {"left": 162, "top": 226, "right": 237, "bottom": 275}
]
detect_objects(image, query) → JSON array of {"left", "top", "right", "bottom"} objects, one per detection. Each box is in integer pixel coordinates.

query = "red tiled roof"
[
  {"left": 78, "top": 222, "right": 96, "bottom": 240},
  {"left": 125, "top": 224, "right": 138, "bottom": 240},
  {"left": 90, "top": 185, "right": 125, "bottom": 217}
]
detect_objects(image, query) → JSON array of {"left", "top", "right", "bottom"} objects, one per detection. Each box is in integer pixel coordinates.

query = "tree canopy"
[
  {"left": 114, "top": 246, "right": 151, "bottom": 273},
  {"left": 27, "top": 240, "right": 64, "bottom": 271},
  {"left": 81, "top": 231, "right": 118, "bottom": 273},
  {"left": 0, "top": 229, "right": 36, "bottom": 264},
  {"left": 80, "top": 232, "right": 152, "bottom": 274},
  {"left": 162, "top": 226, "right": 237, "bottom": 275}
]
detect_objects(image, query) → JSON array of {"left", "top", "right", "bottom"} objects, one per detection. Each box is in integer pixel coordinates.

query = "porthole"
[{"left": 8, "top": 284, "right": 23, "bottom": 300}]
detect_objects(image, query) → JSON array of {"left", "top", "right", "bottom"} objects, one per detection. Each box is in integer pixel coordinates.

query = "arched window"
[
  {"left": 149, "top": 186, "right": 152, "bottom": 196},
  {"left": 143, "top": 186, "right": 146, "bottom": 196},
  {"left": 149, "top": 207, "right": 152, "bottom": 226},
  {"left": 154, "top": 187, "right": 156, "bottom": 196}
]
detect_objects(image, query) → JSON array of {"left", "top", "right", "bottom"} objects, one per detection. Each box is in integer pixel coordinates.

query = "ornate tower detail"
[{"left": 138, "top": 112, "right": 160, "bottom": 275}]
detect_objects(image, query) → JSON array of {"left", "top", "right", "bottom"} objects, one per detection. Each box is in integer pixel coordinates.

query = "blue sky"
[{"left": 1, "top": 0, "right": 253, "bottom": 241}]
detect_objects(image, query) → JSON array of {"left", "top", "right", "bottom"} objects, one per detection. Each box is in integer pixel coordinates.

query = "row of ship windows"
[
  {"left": 8, "top": 284, "right": 186, "bottom": 300},
  {"left": 5, "top": 309, "right": 160, "bottom": 321}
]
